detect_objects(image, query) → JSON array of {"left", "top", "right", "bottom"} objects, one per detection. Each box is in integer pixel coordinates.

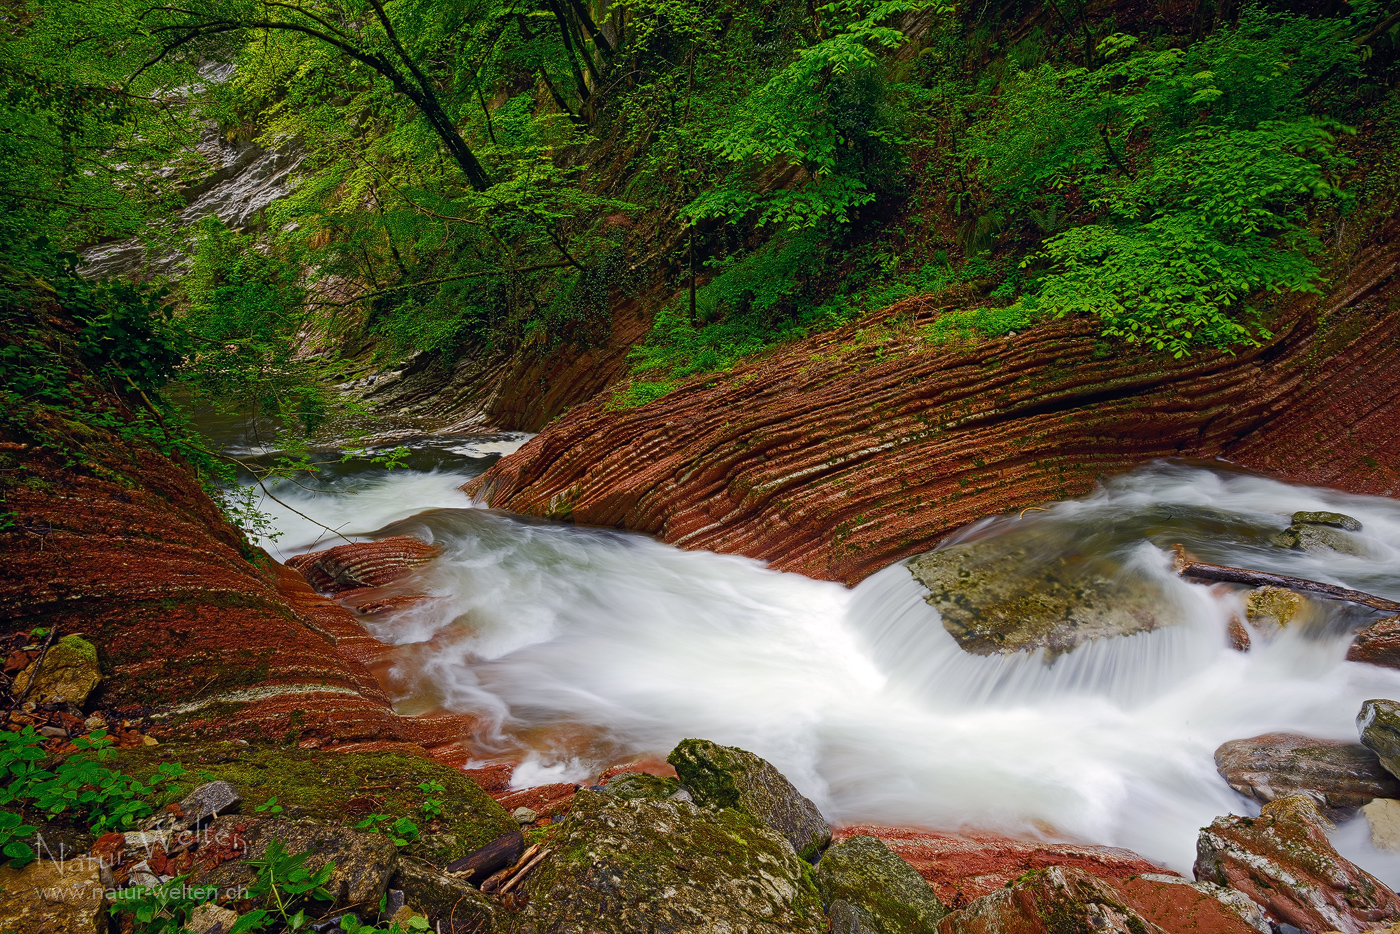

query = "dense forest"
[{"left": 5, "top": 0, "right": 1399, "bottom": 520}]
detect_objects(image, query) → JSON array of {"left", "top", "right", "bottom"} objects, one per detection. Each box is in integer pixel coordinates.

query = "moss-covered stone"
[
  {"left": 600, "top": 771, "right": 681, "bottom": 801},
  {"left": 505, "top": 789, "right": 825, "bottom": 933},
  {"left": 668, "top": 739, "right": 831, "bottom": 860},
  {"left": 815, "top": 836, "right": 946, "bottom": 934},
  {"left": 1271, "top": 523, "right": 1366, "bottom": 556},
  {"left": 907, "top": 539, "right": 1165, "bottom": 658},
  {"left": 390, "top": 859, "right": 499, "bottom": 931},
  {"left": 13, "top": 635, "right": 102, "bottom": 706},
  {"left": 941, "top": 865, "right": 1162, "bottom": 934},
  {"left": 1359, "top": 698, "right": 1400, "bottom": 780},
  {"left": 106, "top": 741, "right": 514, "bottom": 866},
  {"left": 1292, "top": 511, "right": 1362, "bottom": 532}
]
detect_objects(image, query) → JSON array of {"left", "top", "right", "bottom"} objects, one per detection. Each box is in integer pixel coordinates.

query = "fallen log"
[
  {"left": 445, "top": 828, "right": 524, "bottom": 884},
  {"left": 1178, "top": 562, "right": 1400, "bottom": 614}
]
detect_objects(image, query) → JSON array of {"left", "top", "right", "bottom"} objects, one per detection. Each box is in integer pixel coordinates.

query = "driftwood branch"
[{"left": 1178, "top": 562, "right": 1400, "bottom": 614}]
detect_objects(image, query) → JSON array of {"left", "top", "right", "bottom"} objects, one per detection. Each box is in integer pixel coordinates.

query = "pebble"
[{"left": 512, "top": 806, "right": 538, "bottom": 824}]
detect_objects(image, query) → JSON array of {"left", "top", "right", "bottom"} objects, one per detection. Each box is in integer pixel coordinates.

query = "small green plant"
[
  {"left": 0, "top": 727, "right": 185, "bottom": 833},
  {"left": 354, "top": 814, "right": 420, "bottom": 847},
  {"left": 0, "top": 811, "right": 37, "bottom": 868},
  {"left": 417, "top": 781, "right": 445, "bottom": 819},
  {"left": 255, "top": 795, "right": 285, "bottom": 816},
  {"left": 230, "top": 840, "right": 336, "bottom": 933},
  {"left": 109, "top": 875, "right": 216, "bottom": 934}
]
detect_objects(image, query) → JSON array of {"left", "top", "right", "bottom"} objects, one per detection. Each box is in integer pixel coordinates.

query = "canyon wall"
[{"left": 467, "top": 248, "right": 1400, "bottom": 585}]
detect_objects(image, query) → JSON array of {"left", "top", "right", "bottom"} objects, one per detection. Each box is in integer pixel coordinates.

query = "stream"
[{"left": 243, "top": 447, "right": 1400, "bottom": 884}]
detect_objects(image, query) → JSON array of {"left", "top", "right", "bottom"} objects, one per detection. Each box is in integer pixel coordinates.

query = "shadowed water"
[{"left": 248, "top": 459, "right": 1400, "bottom": 881}]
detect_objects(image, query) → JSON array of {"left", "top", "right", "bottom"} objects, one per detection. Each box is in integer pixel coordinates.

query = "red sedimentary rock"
[
  {"left": 1194, "top": 794, "right": 1400, "bottom": 933},
  {"left": 467, "top": 250, "right": 1400, "bottom": 584},
  {"left": 0, "top": 411, "right": 466, "bottom": 761},
  {"left": 833, "top": 824, "right": 1166, "bottom": 909},
  {"left": 497, "top": 782, "right": 579, "bottom": 819},
  {"left": 285, "top": 536, "right": 440, "bottom": 594},
  {"left": 1348, "top": 616, "right": 1400, "bottom": 669},
  {"left": 1110, "top": 876, "right": 1266, "bottom": 934},
  {"left": 937, "top": 866, "right": 1170, "bottom": 934}
]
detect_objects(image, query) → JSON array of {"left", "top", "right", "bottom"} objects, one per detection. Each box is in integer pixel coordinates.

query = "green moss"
[
  {"left": 107, "top": 741, "right": 514, "bottom": 865},
  {"left": 815, "top": 836, "right": 945, "bottom": 933}
]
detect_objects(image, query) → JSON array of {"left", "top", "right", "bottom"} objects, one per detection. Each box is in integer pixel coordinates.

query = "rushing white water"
[{"left": 253, "top": 458, "right": 1400, "bottom": 881}]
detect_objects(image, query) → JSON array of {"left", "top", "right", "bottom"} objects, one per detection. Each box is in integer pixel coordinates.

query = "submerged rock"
[
  {"left": 1293, "top": 511, "right": 1363, "bottom": 532},
  {"left": 12, "top": 635, "right": 101, "bottom": 707},
  {"left": 668, "top": 739, "right": 831, "bottom": 860},
  {"left": 1243, "top": 587, "right": 1313, "bottom": 634},
  {"left": 815, "top": 835, "right": 946, "bottom": 934},
  {"left": 906, "top": 539, "right": 1164, "bottom": 657},
  {"left": 1194, "top": 794, "right": 1400, "bottom": 932},
  {"left": 1359, "top": 699, "right": 1400, "bottom": 780},
  {"left": 511, "top": 789, "right": 826, "bottom": 933},
  {"left": 1214, "top": 732, "right": 1400, "bottom": 812},
  {"left": 1271, "top": 523, "right": 1367, "bottom": 556},
  {"left": 1348, "top": 617, "right": 1400, "bottom": 670},
  {"left": 938, "top": 865, "right": 1168, "bottom": 934}
]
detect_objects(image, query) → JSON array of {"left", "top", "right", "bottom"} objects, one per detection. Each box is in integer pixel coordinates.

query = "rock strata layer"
[
  {"left": 1194, "top": 793, "right": 1400, "bottom": 932},
  {"left": 834, "top": 825, "right": 1165, "bottom": 909},
  {"left": 1214, "top": 732, "right": 1400, "bottom": 811},
  {"left": 1349, "top": 619, "right": 1400, "bottom": 670},
  {"left": 285, "top": 536, "right": 440, "bottom": 594},
  {"left": 467, "top": 251, "right": 1400, "bottom": 584}
]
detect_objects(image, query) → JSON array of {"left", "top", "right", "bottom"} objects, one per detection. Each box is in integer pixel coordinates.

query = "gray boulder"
[
  {"left": 1214, "top": 732, "right": 1400, "bottom": 812},
  {"left": 1292, "top": 510, "right": 1362, "bottom": 532},
  {"left": 1272, "top": 523, "right": 1366, "bottom": 556},
  {"left": 668, "top": 738, "right": 831, "bottom": 860},
  {"left": 601, "top": 771, "right": 681, "bottom": 801},
  {"left": 1359, "top": 698, "right": 1400, "bottom": 779},
  {"left": 511, "top": 789, "right": 826, "bottom": 933},
  {"left": 390, "top": 860, "right": 498, "bottom": 932},
  {"left": 815, "top": 835, "right": 946, "bottom": 934}
]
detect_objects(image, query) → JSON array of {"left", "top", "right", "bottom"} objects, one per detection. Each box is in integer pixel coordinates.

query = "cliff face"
[
  {"left": 0, "top": 406, "right": 465, "bottom": 757},
  {"left": 466, "top": 249, "right": 1400, "bottom": 585}
]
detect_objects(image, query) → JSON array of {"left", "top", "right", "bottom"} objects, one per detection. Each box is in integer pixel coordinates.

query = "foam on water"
[{"left": 257, "top": 460, "right": 1400, "bottom": 881}]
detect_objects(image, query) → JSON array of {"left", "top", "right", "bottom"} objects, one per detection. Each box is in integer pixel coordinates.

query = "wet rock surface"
[
  {"left": 1348, "top": 618, "right": 1400, "bottom": 669},
  {"left": 1194, "top": 794, "right": 1400, "bottom": 932},
  {"left": 833, "top": 825, "right": 1166, "bottom": 909},
  {"left": 1113, "top": 874, "right": 1269, "bottom": 934},
  {"left": 907, "top": 538, "right": 1165, "bottom": 656},
  {"left": 467, "top": 250, "right": 1400, "bottom": 584},
  {"left": 815, "top": 835, "right": 946, "bottom": 934},
  {"left": 1292, "top": 511, "right": 1363, "bottom": 532},
  {"left": 937, "top": 865, "right": 1169, "bottom": 934},
  {"left": 1360, "top": 699, "right": 1400, "bottom": 782},
  {"left": 390, "top": 859, "right": 499, "bottom": 931},
  {"left": 1244, "top": 587, "right": 1312, "bottom": 633},
  {"left": 668, "top": 738, "right": 832, "bottom": 860},
  {"left": 1273, "top": 523, "right": 1368, "bottom": 556},
  {"left": 286, "top": 536, "right": 441, "bottom": 594},
  {"left": 507, "top": 789, "right": 826, "bottom": 933},
  {"left": 1214, "top": 732, "right": 1400, "bottom": 811}
]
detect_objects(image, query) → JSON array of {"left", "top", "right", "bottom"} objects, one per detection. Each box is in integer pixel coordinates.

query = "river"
[{"left": 241, "top": 444, "right": 1400, "bottom": 884}]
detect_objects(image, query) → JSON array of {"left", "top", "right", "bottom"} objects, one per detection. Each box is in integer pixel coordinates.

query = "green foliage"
[
  {"left": 0, "top": 810, "right": 37, "bottom": 869},
  {"left": 0, "top": 727, "right": 186, "bottom": 834},
  {"left": 418, "top": 780, "right": 445, "bottom": 819},
  {"left": 109, "top": 875, "right": 217, "bottom": 934},
  {"left": 967, "top": 14, "right": 1360, "bottom": 355},
  {"left": 354, "top": 813, "right": 420, "bottom": 847},
  {"left": 232, "top": 840, "right": 337, "bottom": 933}
]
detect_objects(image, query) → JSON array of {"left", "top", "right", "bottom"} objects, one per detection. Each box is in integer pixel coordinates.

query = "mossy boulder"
[
  {"left": 506, "top": 789, "right": 825, "bottom": 933},
  {"left": 1292, "top": 510, "right": 1362, "bottom": 532},
  {"left": 907, "top": 540, "right": 1164, "bottom": 658},
  {"left": 1271, "top": 523, "right": 1366, "bottom": 556},
  {"left": 667, "top": 739, "right": 831, "bottom": 860},
  {"left": 390, "top": 860, "right": 499, "bottom": 932},
  {"left": 1359, "top": 698, "right": 1400, "bottom": 780},
  {"left": 815, "top": 836, "right": 946, "bottom": 934},
  {"left": 106, "top": 741, "right": 514, "bottom": 867},
  {"left": 13, "top": 635, "right": 101, "bottom": 707},
  {"left": 600, "top": 771, "right": 681, "bottom": 801}
]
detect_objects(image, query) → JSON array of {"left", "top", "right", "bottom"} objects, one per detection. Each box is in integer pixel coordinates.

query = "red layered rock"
[
  {"left": 467, "top": 250, "right": 1400, "bottom": 584},
  {"left": 285, "top": 536, "right": 440, "bottom": 594},
  {"left": 0, "top": 405, "right": 466, "bottom": 760},
  {"left": 834, "top": 825, "right": 1166, "bottom": 909},
  {"left": 1194, "top": 794, "right": 1400, "bottom": 932},
  {"left": 1214, "top": 732, "right": 1400, "bottom": 812},
  {"left": 1348, "top": 616, "right": 1400, "bottom": 670},
  {"left": 937, "top": 866, "right": 1164, "bottom": 934}
]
